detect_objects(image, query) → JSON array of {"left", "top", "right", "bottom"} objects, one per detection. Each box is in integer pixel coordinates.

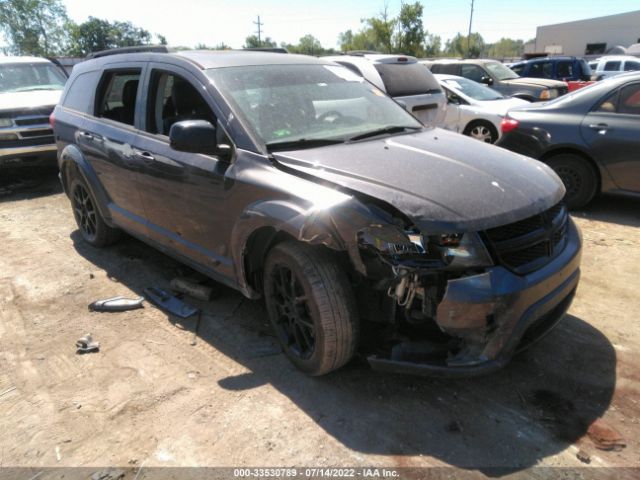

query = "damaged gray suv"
[{"left": 53, "top": 48, "right": 582, "bottom": 376}]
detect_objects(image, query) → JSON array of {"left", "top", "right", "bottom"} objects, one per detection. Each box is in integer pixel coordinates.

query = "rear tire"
[
  {"left": 69, "top": 175, "right": 121, "bottom": 247},
  {"left": 463, "top": 120, "right": 498, "bottom": 144},
  {"left": 263, "top": 241, "right": 359, "bottom": 376},
  {"left": 546, "top": 154, "right": 598, "bottom": 209}
]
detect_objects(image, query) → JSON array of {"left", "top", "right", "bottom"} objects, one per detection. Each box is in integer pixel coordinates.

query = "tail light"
[
  {"left": 501, "top": 117, "right": 519, "bottom": 134},
  {"left": 49, "top": 111, "right": 55, "bottom": 129}
]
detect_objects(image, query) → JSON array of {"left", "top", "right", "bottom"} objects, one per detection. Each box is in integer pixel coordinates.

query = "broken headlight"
[
  {"left": 431, "top": 232, "right": 493, "bottom": 268},
  {"left": 358, "top": 225, "right": 423, "bottom": 256}
]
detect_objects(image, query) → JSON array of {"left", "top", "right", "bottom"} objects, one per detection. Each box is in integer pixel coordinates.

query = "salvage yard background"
[{"left": 0, "top": 169, "right": 638, "bottom": 475}]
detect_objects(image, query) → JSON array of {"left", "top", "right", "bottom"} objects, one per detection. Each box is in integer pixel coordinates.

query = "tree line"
[{"left": 0, "top": 0, "right": 528, "bottom": 59}]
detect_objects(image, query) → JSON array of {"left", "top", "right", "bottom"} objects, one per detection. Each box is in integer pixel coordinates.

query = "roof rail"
[
  {"left": 85, "top": 45, "right": 169, "bottom": 60},
  {"left": 242, "top": 47, "right": 289, "bottom": 54},
  {"left": 346, "top": 50, "right": 382, "bottom": 56}
]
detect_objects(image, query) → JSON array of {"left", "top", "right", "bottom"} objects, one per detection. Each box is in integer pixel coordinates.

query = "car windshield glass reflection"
[
  {"left": 207, "top": 64, "right": 422, "bottom": 148},
  {"left": 485, "top": 62, "right": 519, "bottom": 81},
  {"left": 443, "top": 78, "right": 503, "bottom": 101},
  {"left": 0, "top": 63, "right": 66, "bottom": 93}
]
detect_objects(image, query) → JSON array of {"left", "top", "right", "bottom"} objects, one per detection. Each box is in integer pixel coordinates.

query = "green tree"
[
  {"left": 0, "top": 0, "right": 70, "bottom": 56},
  {"left": 423, "top": 33, "right": 441, "bottom": 57},
  {"left": 156, "top": 34, "right": 168, "bottom": 46},
  {"left": 395, "top": 2, "right": 425, "bottom": 57},
  {"left": 66, "top": 16, "right": 152, "bottom": 56},
  {"left": 444, "top": 32, "right": 485, "bottom": 58},
  {"left": 486, "top": 37, "right": 525, "bottom": 59},
  {"left": 244, "top": 35, "right": 277, "bottom": 48}
]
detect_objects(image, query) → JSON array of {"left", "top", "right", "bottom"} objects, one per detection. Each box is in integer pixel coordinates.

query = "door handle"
[
  {"left": 589, "top": 123, "right": 609, "bottom": 134},
  {"left": 133, "top": 150, "right": 156, "bottom": 163}
]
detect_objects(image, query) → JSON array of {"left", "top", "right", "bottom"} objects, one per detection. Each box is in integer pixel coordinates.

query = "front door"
[
  {"left": 580, "top": 81, "right": 640, "bottom": 193},
  {"left": 132, "top": 65, "right": 235, "bottom": 276}
]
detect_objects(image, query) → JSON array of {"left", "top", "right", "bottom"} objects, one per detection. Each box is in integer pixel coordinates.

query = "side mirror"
[
  {"left": 480, "top": 76, "right": 494, "bottom": 86},
  {"left": 448, "top": 94, "right": 461, "bottom": 105},
  {"left": 169, "top": 120, "right": 230, "bottom": 157}
]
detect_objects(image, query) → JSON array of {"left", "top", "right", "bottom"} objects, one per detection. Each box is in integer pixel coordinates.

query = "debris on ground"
[
  {"left": 576, "top": 448, "right": 591, "bottom": 463},
  {"left": 587, "top": 418, "right": 626, "bottom": 451},
  {"left": 170, "top": 276, "right": 214, "bottom": 301},
  {"left": 144, "top": 287, "right": 198, "bottom": 318},
  {"left": 88, "top": 296, "right": 144, "bottom": 312},
  {"left": 76, "top": 333, "right": 100, "bottom": 354}
]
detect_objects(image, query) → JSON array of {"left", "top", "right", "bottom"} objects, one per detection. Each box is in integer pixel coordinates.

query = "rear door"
[
  {"left": 80, "top": 65, "right": 148, "bottom": 234},
  {"left": 132, "top": 64, "right": 234, "bottom": 273},
  {"left": 581, "top": 81, "right": 640, "bottom": 192}
]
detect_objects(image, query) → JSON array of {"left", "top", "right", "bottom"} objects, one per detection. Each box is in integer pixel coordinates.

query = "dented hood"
[{"left": 272, "top": 128, "right": 565, "bottom": 232}]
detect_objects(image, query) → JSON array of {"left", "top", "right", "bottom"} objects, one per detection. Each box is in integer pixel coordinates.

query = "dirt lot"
[{"left": 1, "top": 169, "right": 639, "bottom": 478}]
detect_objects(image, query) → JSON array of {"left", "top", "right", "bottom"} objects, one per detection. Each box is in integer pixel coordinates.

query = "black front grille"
[
  {"left": 484, "top": 203, "right": 568, "bottom": 274},
  {"left": 15, "top": 116, "right": 50, "bottom": 126},
  {"left": 19, "top": 128, "right": 53, "bottom": 138}
]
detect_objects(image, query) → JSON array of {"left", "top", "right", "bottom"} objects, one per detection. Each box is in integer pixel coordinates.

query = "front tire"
[
  {"left": 546, "top": 154, "right": 598, "bottom": 209},
  {"left": 463, "top": 120, "right": 498, "bottom": 144},
  {"left": 69, "top": 175, "right": 121, "bottom": 247},
  {"left": 263, "top": 241, "right": 359, "bottom": 376}
]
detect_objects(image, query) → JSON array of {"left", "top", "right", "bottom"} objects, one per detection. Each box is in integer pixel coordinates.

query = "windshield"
[
  {"left": 206, "top": 64, "right": 422, "bottom": 148},
  {"left": 485, "top": 62, "right": 519, "bottom": 81},
  {"left": 0, "top": 62, "right": 67, "bottom": 93},
  {"left": 442, "top": 77, "right": 503, "bottom": 101}
]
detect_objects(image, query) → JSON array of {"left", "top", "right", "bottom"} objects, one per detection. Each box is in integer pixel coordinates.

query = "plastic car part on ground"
[
  {"left": 88, "top": 296, "right": 144, "bottom": 312},
  {"left": 143, "top": 287, "right": 198, "bottom": 319}
]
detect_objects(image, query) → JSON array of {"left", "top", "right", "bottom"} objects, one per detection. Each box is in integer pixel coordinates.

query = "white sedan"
[{"left": 435, "top": 74, "right": 529, "bottom": 143}]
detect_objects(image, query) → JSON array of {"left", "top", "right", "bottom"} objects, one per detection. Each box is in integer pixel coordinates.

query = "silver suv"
[{"left": 323, "top": 53, "right": 447, "bottom": 126}]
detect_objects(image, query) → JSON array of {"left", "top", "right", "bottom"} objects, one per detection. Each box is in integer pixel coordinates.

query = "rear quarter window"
[
  {"left": 624, "top": 61, "right": 640, "bottom": 72},
  {"left": 62, "top": 71, "right": 100, "bottom": 113},
  {"left": 373, "top": 62, "right": 442, "bottom": 96}
]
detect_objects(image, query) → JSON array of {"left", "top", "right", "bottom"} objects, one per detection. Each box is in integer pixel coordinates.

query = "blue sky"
[{"left": 34, "top": 0, "right": 640, "bottom": 49}]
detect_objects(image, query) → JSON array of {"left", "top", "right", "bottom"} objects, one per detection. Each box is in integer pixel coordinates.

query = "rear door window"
[
  {"left": 62, "top": 71, "right": 100, "bottom": 113},
  {"left": 604, "top": 61, "right": 621, "bottom": 71},
  {"left": 373, "top": 62, "right": 441, "bottom": 96},
  {"left": 618, "top": 83, "right": 640, "bottom": 115},
  {"left": 95, "top": 70, "right": 142, "bottom": 126}
]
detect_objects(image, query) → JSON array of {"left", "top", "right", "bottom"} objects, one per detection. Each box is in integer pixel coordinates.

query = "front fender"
[
  {"left": 59, "top": 143, "right": 114, "bottom": 226},
  {"left": 230, "top": 199, "right": 347, "bottom": 297}
]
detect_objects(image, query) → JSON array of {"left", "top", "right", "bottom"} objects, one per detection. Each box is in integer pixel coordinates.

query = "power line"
[{"left": 467, "top": 0, "right": 475, "bottom": 56}]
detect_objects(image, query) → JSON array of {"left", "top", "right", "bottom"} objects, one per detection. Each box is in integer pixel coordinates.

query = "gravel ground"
[{"left": 0, "top": 169, "right": 638, "bottom": 479}]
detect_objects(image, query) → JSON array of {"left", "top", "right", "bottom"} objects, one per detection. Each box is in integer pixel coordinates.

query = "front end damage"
[{"left": 348, "top": 202, "right": 582, "bottom": 377}]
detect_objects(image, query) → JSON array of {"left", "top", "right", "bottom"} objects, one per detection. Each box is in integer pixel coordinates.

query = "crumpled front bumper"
[{"left": 368, "top": 218, "right": 582, "bottom": 377}]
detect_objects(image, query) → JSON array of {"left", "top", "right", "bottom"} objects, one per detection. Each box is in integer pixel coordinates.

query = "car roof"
[
  {"left": 431, "top": 58, "right": 500, "bottom": 65},
  {"left": 175, "top": 50, "right": 334, "bottom": 69},
  {"left": 596, "top": 55, "right": 640, "bottom": 62},
  {"left": 0, "top": 56, "right": 52, "bottom": 64},
  {"left": 75, "top": 50, "right": 334, "bottom": 72}
]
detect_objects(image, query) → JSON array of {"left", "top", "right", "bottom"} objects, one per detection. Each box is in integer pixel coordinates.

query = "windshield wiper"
[
  {"left": 347, "top": 125, "right": 422, "bottom": 142},
  {"left": 265, "top": 138, "right": 344, "bottom": 152}
]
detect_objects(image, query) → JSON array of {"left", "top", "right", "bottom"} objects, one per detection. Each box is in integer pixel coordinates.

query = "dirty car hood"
[
  {"left": 0, "top": 89, "right": 62, "bottom": 111},
  {"left": 272, "top": 129, "right": 564, "bottom": 232}
]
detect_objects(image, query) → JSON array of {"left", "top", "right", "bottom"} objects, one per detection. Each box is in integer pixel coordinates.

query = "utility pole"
[
  {"left": 254, "top": 15, "right": 264, "bottom": 46},
  {"left": 467, "top": 0, "right": 475, "bottom": 57}
]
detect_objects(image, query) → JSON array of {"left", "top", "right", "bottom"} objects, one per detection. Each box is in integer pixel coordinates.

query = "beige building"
[{"left": 535, "top": 10, "right": 640, "bottom": 56}]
